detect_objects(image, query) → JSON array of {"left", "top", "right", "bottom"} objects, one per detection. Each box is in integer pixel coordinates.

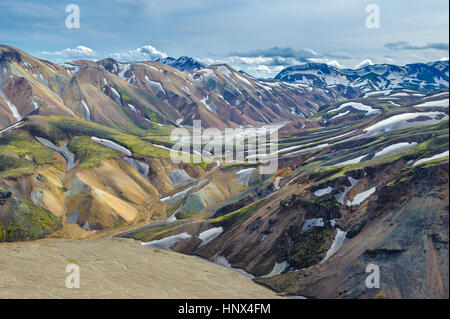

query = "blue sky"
[{"left": 0, "top": 0, "right": 448, "bottom": 77}]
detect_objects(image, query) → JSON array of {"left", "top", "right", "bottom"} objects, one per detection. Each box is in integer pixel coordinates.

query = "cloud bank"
[{"left": 385, "top": 41, "right": 449, "bottom": 51}]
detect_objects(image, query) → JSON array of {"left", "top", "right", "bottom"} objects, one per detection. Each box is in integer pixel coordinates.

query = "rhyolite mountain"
[
  {"left": 1, "top": 45, "right": 355, "bottom": 131},
  {"left": 275, "top": 61, "right": 449, "bottom": 92},
  {"left": 0, "top": 44, "right": 449, "bottom": 299}
]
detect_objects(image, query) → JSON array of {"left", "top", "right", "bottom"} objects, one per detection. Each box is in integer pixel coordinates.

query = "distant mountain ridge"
[
  {"left": 275, "top": 60, "right": 449, "bottom": 92},
  {"left": 156, "top": 56, "right": 207, "bottom": 72},
  {"left": 0, "top": 45, "right": 353, "bottom": 130}
]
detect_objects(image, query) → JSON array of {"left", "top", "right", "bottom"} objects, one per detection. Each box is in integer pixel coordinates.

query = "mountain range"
[
  {"left": 1, "top": 45, "right": 357, "bottom": 131},
  {"left": 0, "top": 44, "right": 449, "bottom": 299},
  {"left": 275, "top": 61, "right": 449, "bottom": 92}
]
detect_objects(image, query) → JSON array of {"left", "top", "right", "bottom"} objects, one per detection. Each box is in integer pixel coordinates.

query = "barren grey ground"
[{"left": 0, "top": 238, "right": 280, "bottom": 299}]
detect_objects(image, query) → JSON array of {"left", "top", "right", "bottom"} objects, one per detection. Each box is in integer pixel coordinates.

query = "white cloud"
[
  {"left": 244, "top": 65, "right": 288, "bottom": 78},
  {"left": 355, "top": 59, "right": 374, "bottom": 69},
  {"left": 109, "top": 45, "right": 168, "bottom": 61},
  {"left": 40, "top": 45, "right": 98, "bottom": 60},
  {"left": 38, "top": 44, "right": 168, "bottom": 62},
  {"left": 228, "top": 56, "right": 274, "bottom": 65},
  {"left": 254, "top": 65, "right": 271, "bottom": 72},
  {"left": 198, "top": 57, "right": 227, "bottom": 65}
]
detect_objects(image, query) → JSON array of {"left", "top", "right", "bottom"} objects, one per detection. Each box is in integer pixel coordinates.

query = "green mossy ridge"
[
  {"left": 210, "top": 199, "right": 265, "bottom": 228},
  {"left": 68, "top": 136, "right": 120, "bottom": 168},
  {"left": 299, "top": 120, "right": 449, "bottom": 184},
  {"left": 220, "top": 163, "right": 258, "bottom": 170},
  {"left": 144, "top": 124, "right": 172, "bottom": 137},
  {"left": 0, "top": 154, "right": 31, "bottom": 172},
  {"left": 253, "top": 272, "right": 300, "bottom": 294},
  {"left": 121, "top": 220, "right": 185, "bottom": 242},
  {"left": 0, "top": 131, "right": 58, "bottom": 172},
  {"left": 28, "top": 116, "right": 172, "bottom": 159},
  {"left": 27, "top": 116, "right": 210, "bottom": 165},
  {"left": 0, "top": 198, "right": 62, "bottom": 242},
  {"left": 395, "top": 157, "right": 449, "bottom": 184}
]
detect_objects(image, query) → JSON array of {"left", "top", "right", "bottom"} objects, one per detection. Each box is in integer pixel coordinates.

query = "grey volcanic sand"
[{"left": 0, "top": 238, "right": 280, "bottom": 299}]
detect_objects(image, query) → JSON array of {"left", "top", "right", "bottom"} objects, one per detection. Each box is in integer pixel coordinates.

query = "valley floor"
[{"left": 0, "top": 238, "right": 280, "bottom": 299}]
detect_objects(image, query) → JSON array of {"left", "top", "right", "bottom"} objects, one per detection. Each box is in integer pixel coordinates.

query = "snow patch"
[
  {"left": 333, "top": 155, "right": 367, "bottom": 166},
  {"left": 328, "top": 102, "right": 381, "bottom": 117},
  {"left": 81, "top": 100, "right": 91, "bottom": 121},
  {"left": 145, "top": 76, "right": 165, "bottom": 94},
  {"left": 198, "top": 227, "right": 223, "bottom": 247},
  {"left": 0, "top": 70, "right": 21, "bottom": 121},
  {"left": 35, "top": 137, "right": 76, "bottom": 172},
  {"left": 347, "top": 187, "right": 376, "bottom": 206},
  {"left": 413, "top": 151, "right": 449, "bottom": 167},
  {"left": 373, "top": 142, "right": 417, "bottom": 159},
  {"left": 91, "top": 137, "right": 132, "bottom": 156},
  {"left": 331, "top": 111, "right": 350, "bottom": 119},
  {"left": 413, "top": 99, "right": 449, "bottom": 108},
  {"left": 142, "top": 233, "right": 192, "bottom": 250},
  {"left": 301, "top": 218, "right": 324, "bottom": 233},
  {"left": 363, "top": 112, "right": 448, "bottom": 137},
  {"left": 215, "top": 256, "right": 254, "bottom": 279},
  {"left": 262, "top": 261, "right": 289, "bottom": 277},
  {"left": 314, "top": 186, "right": 333, "bottom": 197},
  {"left": 336, "top": 177, "right": 359, "bottom": 205},
  {"left": 321, "top": 229, "right": 347, "bottom": 263}
]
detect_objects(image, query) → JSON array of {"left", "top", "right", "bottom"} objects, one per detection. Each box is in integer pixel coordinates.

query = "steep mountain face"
[
  {"left": 157, "top": 56, "right": 207, "bottom": 72},
  {"left": 0, "top": 114, "right": 212, "bottom": 240},
  {"left": 275, "top": 61, "right": 449, "bottom": 92},
  {"left": 258, "top": 161, "right": 448, "bottom": 299},
  {"left": 1, "top": 45, "right": 353, "bottom": 131}
]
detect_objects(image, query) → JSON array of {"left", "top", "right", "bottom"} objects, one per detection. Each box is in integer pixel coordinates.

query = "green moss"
[
  {"left": 145, "top": 125, "right": 172, "bottom": 137},
  {"left": 221, "top": 163, "right": 258, "bottom": 171},
  {"left": 27, "top": 116, "right": 174, "bottom": 160},
  {"left": 211, "top": 200, "right": 264, "bottom": 227},
  {"left": 396, "top": 156, "right": 449, "bottom": 184},
  {"left": 284, "top": 225, "right": 335, "bottom": 269},
  {"left": 122, "top": 221, "right": 184, "bottom": 242},
  {"left": 145, "top": 109, "right": 163, "bottom": 124},
  {"left": 68, "top": 136, "right": 120, "bottom": 168},
  {"left": 115, "top": 86, "right": 132, "bottom": 102},
  {"left": 0, "top": 131, "right": 57, "bottom": 171},
  {"left": 0, "top": 198, "right": 62, "bottom": 242},
  {"left": 254, "top": 272, "right": 300, "bottom": 294}
]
